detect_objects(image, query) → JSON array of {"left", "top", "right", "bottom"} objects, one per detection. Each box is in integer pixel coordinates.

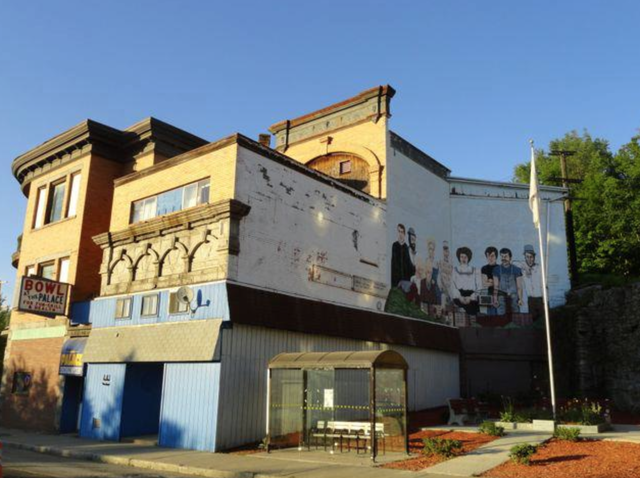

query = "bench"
[
  {"left": 309, "top": 420, "right": 386, "bottom": 454},
  {"left": 447, "top": 398, "right": 489, "bottom": 426}
]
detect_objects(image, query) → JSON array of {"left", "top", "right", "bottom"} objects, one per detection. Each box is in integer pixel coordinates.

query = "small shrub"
[
  {"left": 479, "top": 421, "right": 505, "bottom": 437},
  {"left": 554, "top": 427, "right": 581, "bottom": 442},
  {"left": 422, "top": 437, "right": 463, "bottom": 458},
  {"left": 509, "top": 443, "right": 538, "bottom": 465}
]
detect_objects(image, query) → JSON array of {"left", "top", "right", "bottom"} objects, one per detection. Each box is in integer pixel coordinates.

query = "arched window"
[{"left": 307, "top": 153, "right": 370, "bottom": 193}]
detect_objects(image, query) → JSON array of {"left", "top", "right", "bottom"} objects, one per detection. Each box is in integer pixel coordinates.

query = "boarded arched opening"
[{"left": 307, "top": 153, "right": 370, "bottom": 193}]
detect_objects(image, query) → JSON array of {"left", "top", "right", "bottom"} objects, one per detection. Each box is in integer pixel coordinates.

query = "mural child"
[{"left": 451, "top": 247, "right": 481, "bottom": 316}]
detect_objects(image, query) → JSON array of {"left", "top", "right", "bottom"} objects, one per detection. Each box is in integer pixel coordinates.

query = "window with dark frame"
[
  {"left": 339, "top": 160, "right": 352, "bottom": 175},
  {"left": 11, "top": 371, "right": 32, "bottom": 394},
  {"left": 115, "top": 297, "right": 132, "bottom": 319},
  {"left": 141, "top": 294, "right": 159, "bottom": 317}
]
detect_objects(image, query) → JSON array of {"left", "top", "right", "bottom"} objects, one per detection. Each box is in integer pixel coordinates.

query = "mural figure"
[
  {"left": 408, "top": 227, "right": 419, "bottom": 267},
  {"left": 481, "top": 246, "right": 499, "bottom": 315},
  {"left": 520, "top": 244, "right": 544, "bottom": 321},
  {"left": 437, "top": 241, "right": 453, "bottom": 306},
  {"left": 421, "top": 238, "right": 440, "bottom": 308},
  {"left": 492, "top": 248, "right": 524, "bottom": 315},
  {"left": 451, "top": 247, "right": 481, "bottom": 316},
  {"left": 391, "top": 224, "right": 415, "bottom": 290}
]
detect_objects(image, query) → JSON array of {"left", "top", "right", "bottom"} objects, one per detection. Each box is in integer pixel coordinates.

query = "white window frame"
[
  {"left": 58, "top": 257, "right": 70, "bottom": 283},
  {"left": 168, "top": 291, "right": 190, "bottom": 315},
  {"left": 66, "top": 173, "right": 82, "bottom": 218},
  {"left": 141, "top": 294, "right": 159, "bottom": 317},
  {"left": 34, "top": 186, "right": 47, "bottom": 229},
  {"left": 115, "top": 297, "right": 132, "bottom": 319}
]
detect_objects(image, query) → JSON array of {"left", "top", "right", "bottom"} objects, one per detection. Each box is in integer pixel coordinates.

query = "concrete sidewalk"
[
  {"left": 418, "top": 431, "right": 551, "bottom": 477},
  {"left": 0, "top": 427, "right": 453, "bottom": 478}
]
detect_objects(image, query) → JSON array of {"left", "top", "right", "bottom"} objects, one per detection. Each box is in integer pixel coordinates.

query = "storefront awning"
[
  {"left": 83, "top": 319, "right": 223, "bottom": 363},
  {"left": 269, "top": 350, "right": 408, "bottom": 370},
  {"left": 60, "top": 337, "right": 87, "bottom": 376}
]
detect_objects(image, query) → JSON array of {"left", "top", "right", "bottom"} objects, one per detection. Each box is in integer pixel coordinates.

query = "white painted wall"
[
  {"left": 234, "top": 146, "right": 389, "bottom": 312},
  {"left": 386, "top": 146, "right": 453, "bottom": 282},
  {"left": 215, "top": 323, "right": 460, "bottom": 450},
  {"left": 449, "top": 179, "right": 571, "bottom": 307}
]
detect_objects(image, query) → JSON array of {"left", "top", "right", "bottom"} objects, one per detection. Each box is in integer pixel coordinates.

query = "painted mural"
[{"left": 385, "top": 223, "right": 544, "bottom": 328}]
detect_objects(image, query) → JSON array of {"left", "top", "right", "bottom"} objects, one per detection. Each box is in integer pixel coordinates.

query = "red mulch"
[
  {"left": 382, "top": 430, "right": 498, "bottom": 471},
  {"left": 482, "top": 439, "right": 640, "bottom": 478}
]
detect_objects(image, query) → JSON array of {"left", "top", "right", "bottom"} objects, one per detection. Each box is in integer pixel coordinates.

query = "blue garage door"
[
  {"left": 159, "top": 363, "right": 221, "bottom": 452},
  {"left": 80, "top": 363, "right": 126, "bottom": 441}
]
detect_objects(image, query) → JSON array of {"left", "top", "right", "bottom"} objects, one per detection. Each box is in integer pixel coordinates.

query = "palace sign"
[{"left": 19, "top": 276, "right": 70, "bottom": 316}]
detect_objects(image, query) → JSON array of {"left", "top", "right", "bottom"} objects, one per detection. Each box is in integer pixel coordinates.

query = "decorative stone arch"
[
  {"left": 108, "top": 250, "right": 134, "bottom": 285},
  {"left": 189, "top": 229, "right": 219, "bottom": 272},
  {"left": 133, "top": 244, "right": 160, "bottom": 281},
  {"left": 301, "top": 141, "right": 383, "bottom": 197},
  {"left": 159, "top": 239, "right": 189, "bottom": 277}
]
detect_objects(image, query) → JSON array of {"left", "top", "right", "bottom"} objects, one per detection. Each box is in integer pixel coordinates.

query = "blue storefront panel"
[
  {"left": 90, "top": 281, "right": 230, "bottom": 329},
  {"left": 159, "top": 363, "right": 221, "bottom": 452},
  {"left": 121, "top": 363, "right": 164, "bottom": 437},
  {"left": 80, "top": 363, "right": 126, "bottom": 441}
]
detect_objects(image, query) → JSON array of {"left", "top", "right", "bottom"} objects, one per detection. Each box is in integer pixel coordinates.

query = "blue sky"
[{"left": 1, "top": 1, "right": 639, "bottom": 303}]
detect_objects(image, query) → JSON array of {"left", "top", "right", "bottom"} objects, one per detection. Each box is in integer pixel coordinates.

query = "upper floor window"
[
  {"left": 131, "top": 179, "right": 210, "bottom": 224},
  {"left": 58, "top": 257, "right": 70, "bottom": 283},
  {"left": 307, "top": 153, "right": 370, "bottom": 193},
  {"left": 39, "top": 261, "right": 55, "bottom": 280},
  {"left": 32, "top": 172, "right": 82, "bottom": 229},
  {"left": 48, "top": 181, "right": 66, "bottom": 223}
]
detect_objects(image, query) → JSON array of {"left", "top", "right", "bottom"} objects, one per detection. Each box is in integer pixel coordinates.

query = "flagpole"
[{"left": 529, "top": 139, "right": 557, "bottom": 421}]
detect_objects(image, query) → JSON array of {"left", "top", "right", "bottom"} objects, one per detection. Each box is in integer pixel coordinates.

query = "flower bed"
[
  {"left": 381, "top": 430, "right": 498, "bottom": 471},
  {"left": 482, "top": 438, "right": 640, "bottom": 478}
]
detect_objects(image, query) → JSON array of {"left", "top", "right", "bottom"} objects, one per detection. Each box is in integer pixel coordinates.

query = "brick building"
[{"left": 2, "top": 86, "right": 570, "bottom": 449}]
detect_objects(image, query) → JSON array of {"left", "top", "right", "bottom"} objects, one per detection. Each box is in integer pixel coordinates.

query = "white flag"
[{"left": 529, "top": 142, "right": 541, "bottom": 228}]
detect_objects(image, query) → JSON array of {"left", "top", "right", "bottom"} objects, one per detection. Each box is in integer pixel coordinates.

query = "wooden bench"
[
  {"left": 447, "top": 398, "right": 489, "bottom": 426},
  {"left": 309, "top": 420, "right": 386, "bottom": 454}
]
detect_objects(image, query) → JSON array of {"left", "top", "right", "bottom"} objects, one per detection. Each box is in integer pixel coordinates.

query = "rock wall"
[{"left": 552, "top": 283, "right": 640, "bottom": 412}]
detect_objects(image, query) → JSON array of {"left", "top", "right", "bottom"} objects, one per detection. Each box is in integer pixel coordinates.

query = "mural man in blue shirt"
[{"left": 492, "top": 247, "right": 524, "bottom": 315}]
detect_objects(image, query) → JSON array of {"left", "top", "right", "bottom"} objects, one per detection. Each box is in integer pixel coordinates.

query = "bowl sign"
[{"left": 19, "top": 276, "right": 70, "bottom": 316}]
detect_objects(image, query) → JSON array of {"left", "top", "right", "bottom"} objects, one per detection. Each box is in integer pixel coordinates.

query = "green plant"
[
  {"left": 422, "top": 437, "right": 463, "bottom": 458},
  {"left": 559, "top": 399, "right": 605, "bottom": 426},
  {"left": 580, "top": 401, "right": 603, "bottom": 425},
  {"left": 509, "top": 443, "right": 538, "bottom": 465},
  {"left": 554, "top": 427, "right": 581, "bottom": 442},
  {"left": 479, "top": 421, "right": 505, "bottom": 437}
]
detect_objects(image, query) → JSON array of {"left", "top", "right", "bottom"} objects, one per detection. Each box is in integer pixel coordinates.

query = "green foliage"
[
  {"left": 500, "top": 397, "right": 531, "bottom": 423},
  {"left": 513, "top": 130, "right": 640, "bottom": 278},
  {"left": 559, "top": 399, "right": 606, "bottom": 425},
  {"left": 422, "top": 437, "right": 463, "bottom": 458},
  {"left": 509, "top": 443, "right": 538, "bottom": 465},
  {"left": 0, "top": 295, "right": 10, "bottom": 330},
  {"left": 384, "top": 287, "right": 443, "bottom": 322},
  {"left": 554, "top": 427, "right": 581, "bottom": 441},
  {"left": 479, "top": 421, "right": 505, "bottom": 437}
]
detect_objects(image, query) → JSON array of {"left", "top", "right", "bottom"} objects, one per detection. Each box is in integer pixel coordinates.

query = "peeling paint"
[
  {"left": 279, "top": 182, "right": 294, "bottom": 195},
  {"left": 352, "top": 230, "right": 359, "bottom": 251}
]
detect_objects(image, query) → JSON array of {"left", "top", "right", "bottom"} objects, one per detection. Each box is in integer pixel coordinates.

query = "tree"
[
  {"left": 513, "top": 130, "right": 640, "bottom": 278},
  {"left": 0, "top": 295, "right": 10, "bottom": 330}
]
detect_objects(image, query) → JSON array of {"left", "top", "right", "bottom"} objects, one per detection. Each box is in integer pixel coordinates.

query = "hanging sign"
[{"left": 18, "top": 276, "right": 70, "bottom": 316}]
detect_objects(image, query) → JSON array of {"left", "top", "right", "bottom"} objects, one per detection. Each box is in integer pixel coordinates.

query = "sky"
[{"left": 1, "top": 0, "right": 639, "bottom": 303}]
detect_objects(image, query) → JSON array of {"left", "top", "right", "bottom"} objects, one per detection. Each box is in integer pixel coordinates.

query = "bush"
[
  {"left": 559, "top": 399, "right": 606, "bottom": 426},
  {"left": 554, "top": 427, "right": 581, "bottom": 442},
  {"left": 479, "top": 421, "right": 505, "bottom": 437},
  {"left": 422, "top": 437, "right": 463, "bottom": 458},
  {"left": 509, "top": 444, "right": 538, "bottom": 465}
]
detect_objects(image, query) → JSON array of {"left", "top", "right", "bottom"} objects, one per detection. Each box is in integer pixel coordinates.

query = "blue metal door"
[{"left": 79, "top": 363, "right": 126, "bottom": 441}]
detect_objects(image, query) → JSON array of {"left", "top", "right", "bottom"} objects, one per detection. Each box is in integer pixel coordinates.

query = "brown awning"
[
  {"left": 269, "top": 350, "right": 408, "bottom": 370},
  {"left": 83, "top": 319, "right": 222, "bottom": 363},
  {"left": 227, "top": 283, "right": 461, "bottom": 354}
]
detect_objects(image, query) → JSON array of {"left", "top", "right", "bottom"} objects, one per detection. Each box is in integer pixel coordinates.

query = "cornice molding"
[
  {"left": 92, "top": 199, "right": 251, "bottom": 247},
  {"left": 12, "top": 117, "right": 208, "bottom": 195}
]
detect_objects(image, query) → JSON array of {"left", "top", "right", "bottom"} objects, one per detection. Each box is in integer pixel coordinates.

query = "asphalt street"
[{"left": 2, "top": 447, "right": 193, "bottom": 478}]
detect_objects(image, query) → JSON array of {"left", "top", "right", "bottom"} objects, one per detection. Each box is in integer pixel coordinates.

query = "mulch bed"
[
  {"left": 482, "top": 438, "right": 640, "bottom": 478},
  {"left": 381, "top": 430, "right": 498, "bottom": 471}
]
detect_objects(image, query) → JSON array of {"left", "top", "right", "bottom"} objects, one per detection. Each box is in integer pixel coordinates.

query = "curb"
[{"left": 2, "top": 440, "right": 278, "bottom": 478}]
